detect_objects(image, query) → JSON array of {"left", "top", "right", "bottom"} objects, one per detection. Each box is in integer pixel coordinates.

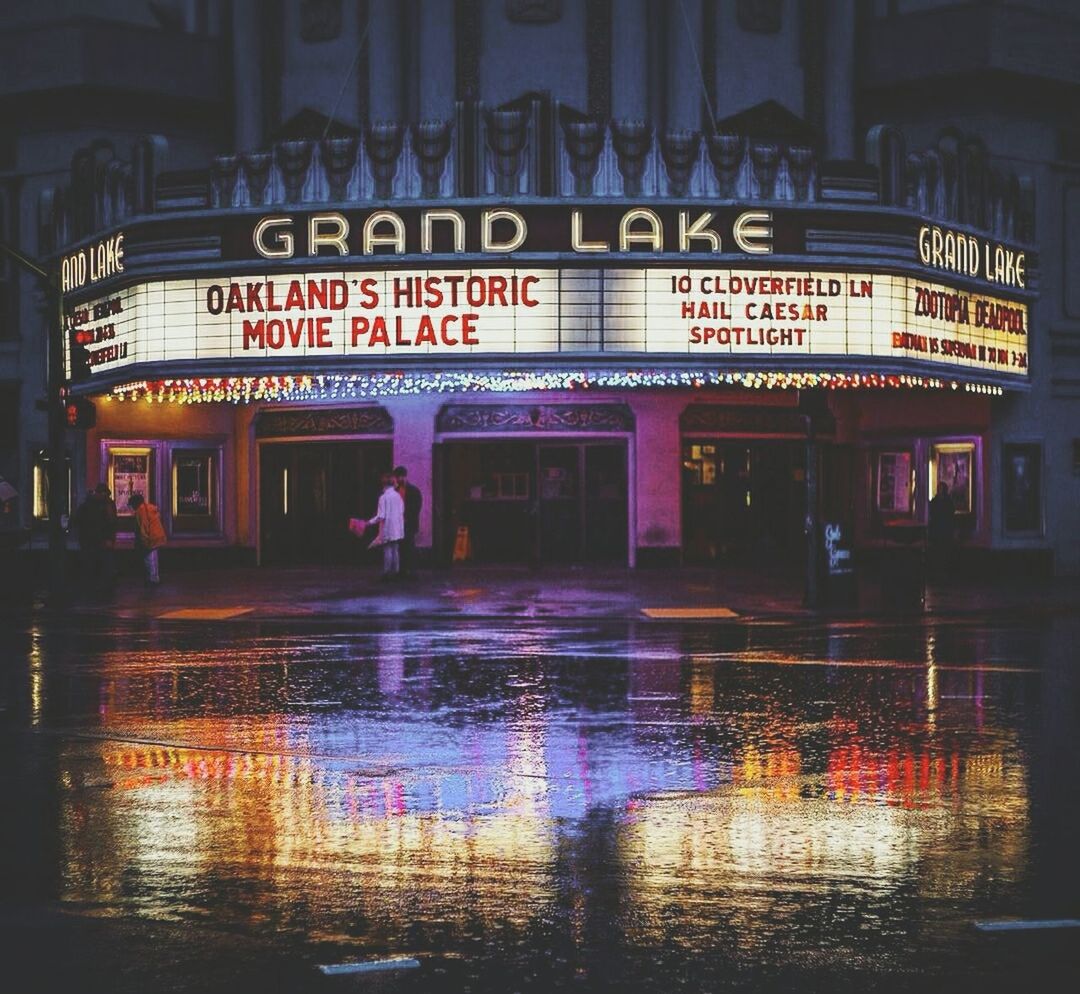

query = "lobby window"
[
  {"left": 171, "top": 447, "right": 221, "bottom": 533},
  {"left": 682, "top": 443, "right": 717, "bottom": 486}
]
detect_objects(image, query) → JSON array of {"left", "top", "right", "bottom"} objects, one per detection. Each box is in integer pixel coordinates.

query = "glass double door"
[
  {"left": 439, "top": 441, "right": 628, "bottom": 565},
  {"left": 682, "top": 440, "right": 806, "bottom": 564},
  {"left": 259, "top": 441, "right": 391, "bottom": 565}
]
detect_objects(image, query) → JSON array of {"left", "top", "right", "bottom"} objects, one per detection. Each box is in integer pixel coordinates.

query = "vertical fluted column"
[
  {"left": 666, "top": 0, "right": 702, "bottom": 133},
  {"left": 368, "top": 0, "right": 403, "bottom": 123},
  {"left": 232, "top": 0, "right": 263, "bottom": 152},
  {"left": 823, "top": 0, "right": 856, "bottom": 160},
  {"left": 612, "top": 0, "right": 647, "bottom": 121},
  {"left": 418, "top": 0, "right": 454, "bottom": 121}
]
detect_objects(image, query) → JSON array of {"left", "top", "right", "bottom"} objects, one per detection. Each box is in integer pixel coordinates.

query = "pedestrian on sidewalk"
[
  {"left": 394, "top": 465, "right": 422, "bottom": 578},
  {"left": 129, "top": 493, "right": 167, "bottom": 586},
  {"left": 368, "top": 473, "right": 405, "bottom": 579},
  {"left": 927, "top": 481, "right": 956, "bottom": 581},
  {"left": 72, "top": 483, "right": 118, "bottom": 592}
]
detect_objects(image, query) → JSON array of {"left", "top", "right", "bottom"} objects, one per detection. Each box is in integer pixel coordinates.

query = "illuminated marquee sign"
[
  {"left": 918, "top": 224, "right": 1026, "bottom": 289},
  {"left": 243, "top": 207, "right": 779, "bottom": 260},
  {"left": 66, "top": 266, "right": 1029, "bottom": 381},
  {"left": 61, "top": 232, "right": 125, "bottom": 293}
]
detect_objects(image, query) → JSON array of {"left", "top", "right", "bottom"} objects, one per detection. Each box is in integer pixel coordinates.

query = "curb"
[{"left": 15, "top": 599, "right": 1080, "bottom": 629}]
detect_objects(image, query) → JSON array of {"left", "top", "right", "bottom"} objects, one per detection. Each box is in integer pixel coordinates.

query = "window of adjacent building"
[
  {"left": 0, "top": 384, "right": 17, "bottom": 485},
  {"left": 171, "top": 447, "right": 220, "bottom": 532},
  {"left": 1003, "top": 442, "right": 1043, "bottom": 534},
  {"left": 32, "top": 451, "right": 72, "bottom": 522},
  {"left": 106, "top": 446, "right": 154, "bottom": 516},
  {"left": 1065, "top": 185, "right": 1080, "bottom": 319},
  {"left": 929, "top": 442, "right": 975, "bottom": 515},
  {"left": 875, "top": 450, "right": 914, "bottom": 516},
  {"left": 1073, "top": 439, "right": 1080, "bottom": 476},
  {"left": 0, "top": 188, "right": 12, "bottom": 340}
]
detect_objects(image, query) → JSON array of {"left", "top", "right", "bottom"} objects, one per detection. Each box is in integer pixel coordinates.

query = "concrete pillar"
[
  {"left": 383, "top": 394, "right": 442, "bottom": 553},
  {"left": 368, "top": 0, "right": 403, "bottom": 123},
  {"left": 231, "top": 0, "right": 263, "bottom": 152},
  {"left": 823, "top": 0, "right": 856, "bottom": 160},
  {"left": 418, "top": 0, "right": 455, "bottom": 121},
  {"left": 666, "top": 0, "right": 703, "bottom": 132},
  {"left": 630, "top": 395, "right": 682, "bottom": 564},
  {"left": 612, "top": 0, "right": 648, "bottom": 121}
]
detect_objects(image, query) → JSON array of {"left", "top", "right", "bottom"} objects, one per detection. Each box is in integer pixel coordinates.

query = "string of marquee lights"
[{"left": 101, "top": 370, "right": 1006, "bottom": 405}]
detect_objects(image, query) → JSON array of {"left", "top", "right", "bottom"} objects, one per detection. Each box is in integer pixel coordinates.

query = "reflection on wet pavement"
[{"left": 3, "top": 616, "right": 1078, "bottom": 992}]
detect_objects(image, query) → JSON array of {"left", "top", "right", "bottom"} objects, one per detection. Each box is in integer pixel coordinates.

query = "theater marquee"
[{"left": 67, "top": 265, "right": 1029, "bottom": 382}]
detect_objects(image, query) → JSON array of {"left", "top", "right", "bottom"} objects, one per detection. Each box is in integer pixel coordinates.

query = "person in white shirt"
[{"left": 368, "top": 472, "right": 405, "bottom": 578}]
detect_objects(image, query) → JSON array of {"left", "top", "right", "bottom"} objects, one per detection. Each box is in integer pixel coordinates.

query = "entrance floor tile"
[
  {"left": 640, "top": 606, "right": 739, "bottom": 619},
  {"left": 157, "top": 607, "right": 255, "bottom": 620}
]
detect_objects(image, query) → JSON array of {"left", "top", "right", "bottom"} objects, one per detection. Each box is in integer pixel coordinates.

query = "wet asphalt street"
[{"left": 2, "top": 613, "right": 1079, "bottom": 994}]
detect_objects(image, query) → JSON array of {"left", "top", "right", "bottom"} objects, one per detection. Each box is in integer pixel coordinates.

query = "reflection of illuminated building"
[
  {"left": 55, "top": 645, "right": 1032, "bottom": 958},
  {"left": 620, "top": 730, "right": 1029, "bottom": 949},
  {"left": 58, "top": 696, "right": 735, "bottom": 935}
]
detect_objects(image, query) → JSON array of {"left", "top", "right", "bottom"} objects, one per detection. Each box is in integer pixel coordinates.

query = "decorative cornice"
[
  {"left": 255, "top": 406, "right": 393, "bottom": 437},
  {"left": 437, "top": 402, "right": 634, "bottom": 433},
  {"left": 680, "top": 403, "right": 835, "bottom": 436}
]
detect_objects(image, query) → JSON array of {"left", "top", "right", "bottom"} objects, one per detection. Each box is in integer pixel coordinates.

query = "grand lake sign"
[
  {"left": 244, "top": 207, "right": 781, "bottom": 259},
  {"left": 61, "top": 232, "right": 125, "bottom": 292}
]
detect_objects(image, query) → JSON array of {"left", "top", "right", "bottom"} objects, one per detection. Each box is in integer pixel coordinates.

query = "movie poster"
[{"left": 110, "top": 451, "right": 151, "bottom": 515}]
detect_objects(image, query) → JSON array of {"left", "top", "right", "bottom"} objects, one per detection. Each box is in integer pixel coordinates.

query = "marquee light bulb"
[{"left": 99, "top": 369, "right": 1002, "bottom": 404}]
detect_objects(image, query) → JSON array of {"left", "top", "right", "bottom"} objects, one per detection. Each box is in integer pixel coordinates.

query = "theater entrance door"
[
  {"left": 259, "top": 441, "right": 391, "bottom": 565},
  {"left": 438, "top": 441, "right": 628, "bottom": 565},
  {"left": 681, "top": 440, "right": 806, "bottom": 564}
]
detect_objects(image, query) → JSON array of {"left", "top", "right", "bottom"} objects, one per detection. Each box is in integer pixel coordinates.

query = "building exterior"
[{"left": 3, "top": 1, "right": 1077, "bottom": 576}]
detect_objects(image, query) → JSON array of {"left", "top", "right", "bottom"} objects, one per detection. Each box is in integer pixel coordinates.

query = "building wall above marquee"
[{"left": 38, "top": 115, "right": 1034, "bottom": 261}]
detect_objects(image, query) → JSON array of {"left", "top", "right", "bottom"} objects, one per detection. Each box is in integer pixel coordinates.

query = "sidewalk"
[{"left": 38, "top": 562, "right": 1080, "bottom": 625}]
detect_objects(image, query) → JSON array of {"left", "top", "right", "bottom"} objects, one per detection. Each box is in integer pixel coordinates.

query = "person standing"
[
  {"left": 368, "top": 473, "right": 405, "bottom": 579},
  {"left": 927, "top": 481, "right": 956, "bottom": 580},
  {"left": 72, "top": 483, "right": 118, "bottom": 590},
  {"left": 129, "top": 493, "right": 167, "bottom": 585},
  {"left": 394, "top": 465, "right": 422, "bottom": 577}
]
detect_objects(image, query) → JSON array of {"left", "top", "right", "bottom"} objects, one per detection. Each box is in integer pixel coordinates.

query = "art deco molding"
[
  {"left": 437, "top": 403, "right": 634, "bottom": 433},
  {"left": 680, "top": 404, "right": 835, "bottom": 436},
  {"left": 255, "top": 406, "right": 393, "bottom": 438}
]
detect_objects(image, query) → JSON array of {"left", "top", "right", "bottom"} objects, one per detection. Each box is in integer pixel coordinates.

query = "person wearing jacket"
[
  {"left": 129, "top": 493, "right": 167, "bottom": 585},
  {"left": 72, "top": 483, "right": 118, "bottom": 590},
  {"left": 394, "top": 465, "right": 422, "bottom": 578},
  {"left": 368, "top": 473, "right": 405, "bottom": 579}
]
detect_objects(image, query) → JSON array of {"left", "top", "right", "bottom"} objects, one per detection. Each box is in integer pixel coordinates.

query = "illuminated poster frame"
[
  {"left": 930, "top": 442, "right": 976, "bottom": 515},
  {"left": 106, "top": 445, "right": 154, "bottom": 516},
  {"left": 171, "top": 447, "right": 221, "bottom": 533}
]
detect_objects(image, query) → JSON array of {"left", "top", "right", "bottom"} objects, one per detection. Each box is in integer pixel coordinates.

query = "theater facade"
[{"left": 51, "top": 126, "right": 1034, "bottom": 574}]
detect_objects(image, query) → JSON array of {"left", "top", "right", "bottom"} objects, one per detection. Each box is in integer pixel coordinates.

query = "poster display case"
[
  {"left": 875, "top": 450, "right": 914, "bottom": 516},
  {"left": 929, "top": 443, "right": 975, "bottom": 515}
]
